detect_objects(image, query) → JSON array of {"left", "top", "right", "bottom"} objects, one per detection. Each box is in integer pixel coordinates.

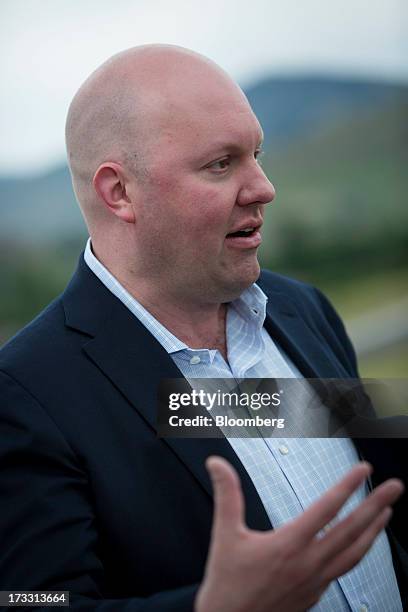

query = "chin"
[
  {"left": 239, "top": 256, "right": 261, "bottom": 284},
  {"left": 219, "top": 259, "right": 261, "bottom": 302}
]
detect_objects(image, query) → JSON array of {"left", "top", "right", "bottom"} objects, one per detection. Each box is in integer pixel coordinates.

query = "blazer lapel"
[{"left": 263, "top": 291, "right": 349, "bottom": 378}]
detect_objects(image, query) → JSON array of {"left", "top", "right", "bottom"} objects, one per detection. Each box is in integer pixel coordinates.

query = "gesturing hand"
[{"left": 195, "top": 457, "right": 404, "bottom": 612}]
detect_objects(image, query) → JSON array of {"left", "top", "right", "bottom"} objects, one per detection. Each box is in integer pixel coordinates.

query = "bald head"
[{"left": 65, "top": 45, "right": 247, "bottom": 230}]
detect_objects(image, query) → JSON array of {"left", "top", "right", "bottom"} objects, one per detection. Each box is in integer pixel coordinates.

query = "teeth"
[{"left": 242, "top": 227, "right": 254, "bottom": 233}]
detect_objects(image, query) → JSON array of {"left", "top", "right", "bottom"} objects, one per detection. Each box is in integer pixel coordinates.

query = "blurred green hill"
[
  {"left": 259, "top": 96, "right": 408, "bottom": 282},
  {"left": 245, "top": 76, "right": 405, "bottom": 149}
]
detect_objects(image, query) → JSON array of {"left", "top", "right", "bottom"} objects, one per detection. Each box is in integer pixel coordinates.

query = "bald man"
[{"left": 0, "top": 46, "right": 406, "bottom": 611}]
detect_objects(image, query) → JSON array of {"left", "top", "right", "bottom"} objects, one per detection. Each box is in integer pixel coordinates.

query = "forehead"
[{"left": 147, "top": 83, "right": 263, "bottom": 158}]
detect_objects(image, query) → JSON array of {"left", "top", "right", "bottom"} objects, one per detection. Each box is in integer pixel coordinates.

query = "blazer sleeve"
[{"left": 0, "top": 370, "right": 198, "bottom": 611}]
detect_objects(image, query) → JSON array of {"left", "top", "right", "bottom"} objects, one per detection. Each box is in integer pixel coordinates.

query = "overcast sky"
[{"left": 1, "top": 0, "right": 407, "bottom": 177}]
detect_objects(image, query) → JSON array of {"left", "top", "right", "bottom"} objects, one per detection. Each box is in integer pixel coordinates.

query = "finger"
[
  {"left": 322, "top": 506, "right": 393, "bottom": 582},
  {"left": 284, "top": 462, "right": 372, "bottom": 543},
  {"left": 206, "top": 456, "right": 245, "bottom": 537},
  {"left": 318, "top": 478, "right": 404, "bottom": 562}
]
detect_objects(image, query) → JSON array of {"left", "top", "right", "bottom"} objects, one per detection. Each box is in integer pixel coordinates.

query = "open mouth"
[
  {"left": 225, "top": 226, "right": 262, "bottom": 249},
  {"left": 226, "top": 227, "right": 257, "bottom": 238}
]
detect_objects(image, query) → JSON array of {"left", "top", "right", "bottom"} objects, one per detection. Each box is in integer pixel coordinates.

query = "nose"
[{"left": 236, "top": 162, "right": 276, "bottom": 207}]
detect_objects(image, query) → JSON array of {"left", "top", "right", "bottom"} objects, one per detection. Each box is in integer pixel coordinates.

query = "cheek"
[
  {"left": 183, "top": 184, "right": 236, "bottom": 234},
  {"left": 142, "top": 171, "right": 236, "bottom": 237}
]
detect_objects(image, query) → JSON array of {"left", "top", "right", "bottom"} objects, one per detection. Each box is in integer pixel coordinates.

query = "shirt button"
[
  {"left": 190, "top": 356, "right": 201, "bottom": 365},
  {"left": 359, "top": 606, "right": 368, "bottom": 612},
  {"left": 278, "top": 445, "right": 289, "bottom": 455}
]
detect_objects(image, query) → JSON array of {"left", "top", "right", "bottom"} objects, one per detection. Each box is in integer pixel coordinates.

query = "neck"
[
  {"left": 133, "top": 294, "right": 229, "bottom": 360},
  {"left": 92, "top": 243, "right": 229, "bottom": 359}
]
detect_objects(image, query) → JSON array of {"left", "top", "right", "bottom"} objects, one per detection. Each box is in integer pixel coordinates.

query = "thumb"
[{"left": 206, "top": 456, "right": 245, "bottom": 538}]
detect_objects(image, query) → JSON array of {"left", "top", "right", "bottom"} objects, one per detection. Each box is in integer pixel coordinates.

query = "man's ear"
[{"left": 93, "top": 162, "right": 136, "bottom": 223}]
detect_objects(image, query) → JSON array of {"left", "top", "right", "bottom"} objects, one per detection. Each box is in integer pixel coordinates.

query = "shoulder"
[
  {"left": 0, "top": 293, "right": 80, "bottom": 396},
  {"left": 0, "top": 254, "right": 97, "bottom": 382},
  {"left": 0, "top": 297, "right": 64, "bottom": 365},
  {"left": 257, "top": 269, "right": 332, "bottom": 319},
  {"left": 258, "top": 268, "right": 315, "bottom": 299},
  {"left": 257, "top": 268, "right": 359, "bottom": 376}
]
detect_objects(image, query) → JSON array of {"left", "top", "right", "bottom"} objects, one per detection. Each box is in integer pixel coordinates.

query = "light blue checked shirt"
[{"left": 84, "top": 239, "right": 402, "bottom": 612}]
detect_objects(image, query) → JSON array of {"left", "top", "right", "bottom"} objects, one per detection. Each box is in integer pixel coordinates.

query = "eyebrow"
[{"left": 197, "top": 133, "right": 264, "bottom": 161}]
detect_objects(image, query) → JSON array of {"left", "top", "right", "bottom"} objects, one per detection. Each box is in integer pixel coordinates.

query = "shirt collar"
[{"left": 229, "top": 283, "right": 268, "bottom": 328}]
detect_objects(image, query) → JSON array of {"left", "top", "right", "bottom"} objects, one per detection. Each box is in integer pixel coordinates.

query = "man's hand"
[{"left": 195, "top": 457, "right": 404, "bottom": 612}]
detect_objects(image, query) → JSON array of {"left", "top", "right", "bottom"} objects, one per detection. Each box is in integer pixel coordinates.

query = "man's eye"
[{"left": 208, "top": 158, "right": 230, "bottom": 171}]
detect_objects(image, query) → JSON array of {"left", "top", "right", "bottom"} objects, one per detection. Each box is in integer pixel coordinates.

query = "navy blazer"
[{"left": 0, "top": 256, "right": 406, "bottom": 610}]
